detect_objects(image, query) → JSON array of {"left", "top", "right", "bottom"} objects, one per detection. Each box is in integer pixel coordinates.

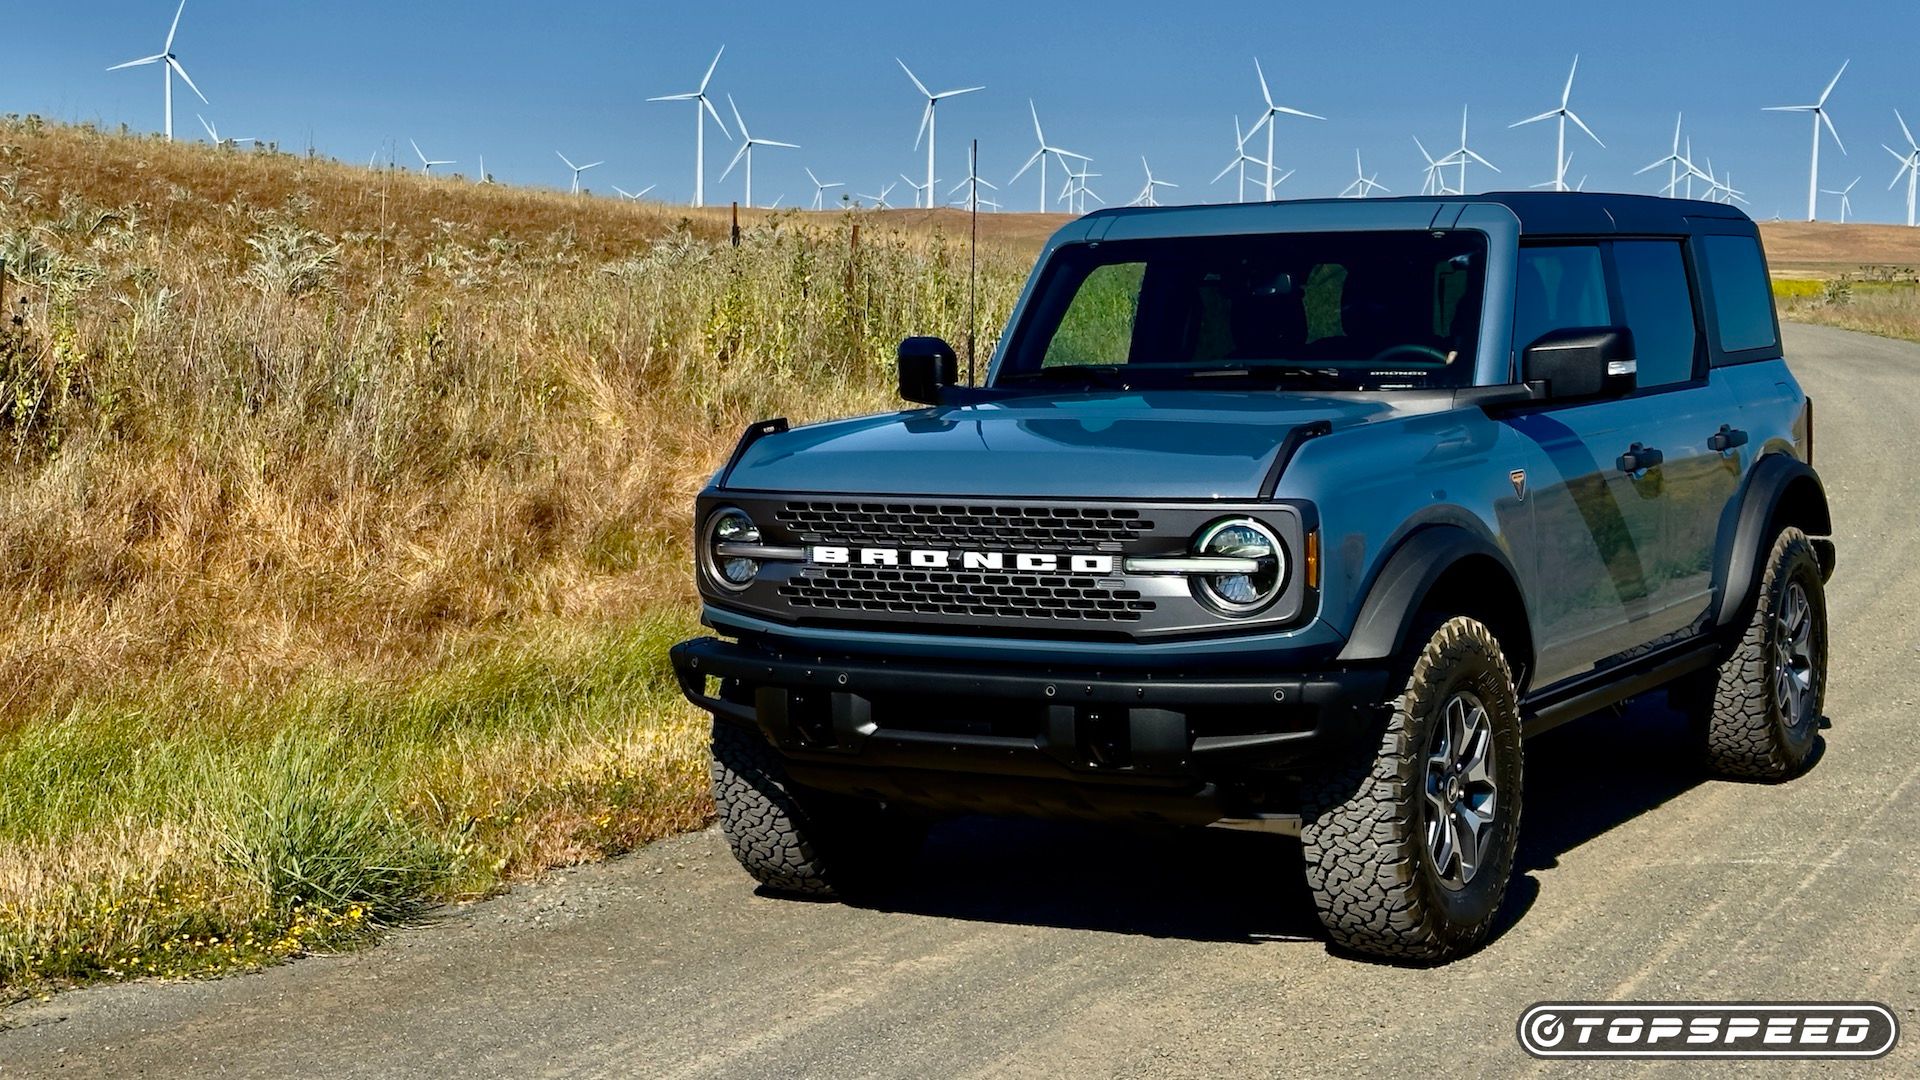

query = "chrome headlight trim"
[{"left": 1191, "top": 517, "right": 1287, "bottom": 615}]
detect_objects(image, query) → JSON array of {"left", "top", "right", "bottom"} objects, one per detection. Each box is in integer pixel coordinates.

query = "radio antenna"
[{"left": 967, "top": 138, "right": 979, "bottom": 386}]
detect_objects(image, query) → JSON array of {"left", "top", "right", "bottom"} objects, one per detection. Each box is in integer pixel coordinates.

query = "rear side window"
[
  {"left": 1612, "top": 241, "right": 1700, "bottom": 387},
  {"left": 1513, "top": 244, "right": 1610, "bottom": 359},
  {"left": 1700, "top": 235, "right": 1779, "bottom": 354}
]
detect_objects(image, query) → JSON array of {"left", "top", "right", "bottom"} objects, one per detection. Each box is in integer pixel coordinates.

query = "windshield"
[{"left": 996, "top": 230, "right": 1488, "bottom": 390}]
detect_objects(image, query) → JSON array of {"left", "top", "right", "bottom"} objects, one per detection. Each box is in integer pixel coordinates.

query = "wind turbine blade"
[
  {"left": 1561, "top": 54, "right": 1579, "bottom": 108},
  {"left": 1028, "top": 99, "right": 1045, "bottom": 143},
  {"left": 896, "top": 58, "right": 932, "bottom": 99},
  {"left": 581, "top": 161, "right": 603, "bottom": 170},
  {"left": 638, "top": 185, "right": 656, "bottom": 197},
  {"left": 727, "top": 94, "right": 748, "bottom": 141},
  {"left": 1821, "top": 109, "right": 1846, "bottom": 155},
  {"left": 699, "top": 46, "right": 725, "bottom": 93},
  {"left": 1565, "top": 109, "right": 1604, "bottom": 148},
  {"left": 1510, "top": 110, "right": 1558, "bottom": 128},
  {"left": 107, "top": 54, "right": 165, "bottom": 71},
  {"left": 806, "top": 167, "right": 821, "bottom": 186},
  {"left": 1413, "top": 135, "right": 1436, "bottom": 165},
  {"left": 978, "top": 177, "right": 997, "bottom": 190},
  {"left": 1634, "top": 158, "right": 1669, "bottom": 175},
  {"left": 1253, "top": 58, "right": 1274, "bottom": 107},
  {"left": 165, "top": 0, "right": 187, "bottom": 52},
  {"left": 1818, "top": 59, "right": 1849, "bottom": 106},
  {"left": 934, "top": 86, "right": 985, "bottom": 99},
  {"left": 648, "top": 92, "right": 697, "bottom": 102},
  {"left": 1212, "top": 159, "right": 1240, "bottom": 184},
  {"left": 198, "top": 114, "right": 216, "bottom": 140},
  {"left": 1009, "top": 148, "right": 1043, "bottom": 183},
  {"left": 1465, "top": 148, "right": 1500, "bottom": 172},
  {"left": 412, "top": 139, "right": 427, "bottom": 164},
  {"left": 1272, "top": 106, "right": 1325, "bottom": 121},
  {"left": 760, "top": 141, "right": 798, "bottom": 150},
  {"left": 914, "top": 102, "right": 932, "bottom": 150},
  {"left": 1246, "top": 111, "right": 1273, "bottom": 138},
  {"left": 556, "top": 150, "right": 576, "bottom": 170},
  {"left": 703, "top": 95, "right": 731, "bottom": 139},
  {"left": 720, "top": 142, "right": 749, "bottom": 180},
  {"left": 168, "top": 58, "right": 208, "bottom": 104},
  {"left": 1899, "top": 109, "right": 1919, "bottom": 151},
  {"left": 1051, "top": 147, "right": 1091, "bottom": 162},
  {"left": 1762, "top": 105, "right": 1815, "bottom": 113}
]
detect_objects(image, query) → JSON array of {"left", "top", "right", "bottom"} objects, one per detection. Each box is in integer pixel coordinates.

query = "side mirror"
[
  {"left": 1523, "top": 326, "right": 1637, "bottom": 401},
  {"left": 898, "top": 336, "right": 958, "bottom": 405}
]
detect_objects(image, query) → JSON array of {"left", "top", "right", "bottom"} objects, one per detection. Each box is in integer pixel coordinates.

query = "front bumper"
[{"left": 670, "top": 635, "right": 1391, "bottom": 825}]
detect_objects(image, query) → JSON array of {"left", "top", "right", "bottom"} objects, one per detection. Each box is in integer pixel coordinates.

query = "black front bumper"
[{"left": 670, "top": 636, "right": 1390, "bottom": 824}]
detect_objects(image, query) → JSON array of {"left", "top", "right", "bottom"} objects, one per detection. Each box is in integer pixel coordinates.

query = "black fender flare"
[
  {"left": 1336, "top": 523, "right": 1529, "bottom": 668},
  {"left": 1711, "top": 453, "right": 1833, "bottom": 629}
]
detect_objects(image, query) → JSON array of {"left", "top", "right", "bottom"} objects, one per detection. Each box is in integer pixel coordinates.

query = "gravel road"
[{"left": 3, "top": 323, "right": 1914, "bottom": 1078}]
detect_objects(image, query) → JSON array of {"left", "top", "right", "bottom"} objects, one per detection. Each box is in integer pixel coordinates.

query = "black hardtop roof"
[{"left": 1082, "top": 191, "right": 1755, "bottom": 237}]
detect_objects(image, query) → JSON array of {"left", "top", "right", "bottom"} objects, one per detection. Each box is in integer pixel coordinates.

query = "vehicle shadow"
[{"left": 833, "top": 692, "right": 1757, "bottom": 952}]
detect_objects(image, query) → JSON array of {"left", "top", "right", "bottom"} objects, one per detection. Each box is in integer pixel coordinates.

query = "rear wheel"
[
  {"left": 710, "top": 721, "right": 926, "bottom": 897},
  {"left": 1300, "top": 617, "right": 1524, "bottom": 961},
  {"left": 1696, "top": 527, "right": 1828, "bottom": 780}
]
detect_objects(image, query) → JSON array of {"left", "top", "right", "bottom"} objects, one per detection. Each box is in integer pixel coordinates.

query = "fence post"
[{"left": 730, "top": 202, "right": 740, "bottom": 247}]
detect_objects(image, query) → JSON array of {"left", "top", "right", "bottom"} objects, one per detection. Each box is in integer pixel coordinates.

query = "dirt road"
[{"left": 3, "top": 323, "right": 1914, "bottom": 1078}]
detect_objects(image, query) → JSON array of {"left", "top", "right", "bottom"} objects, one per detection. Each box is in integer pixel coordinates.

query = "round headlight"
[
  {"left": 1195, "top": 518, "right": 1286, "bottom": 614},
  {"left": 702, "top": 507, "right": 761, "bottom": 592}
]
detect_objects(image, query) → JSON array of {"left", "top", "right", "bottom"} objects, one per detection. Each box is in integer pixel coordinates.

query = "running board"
[
  {"left": 1521, "top": 640, "right": 1722, "bottom": 739},
  {"left": 1208, "top": 814, "right": 1303, "bottom": 838}
]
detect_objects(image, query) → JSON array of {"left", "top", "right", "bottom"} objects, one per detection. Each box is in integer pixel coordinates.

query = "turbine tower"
[
  {"left": 1510, "top": 55, "right": 1603, "bottom": 192},
  {"left": 720, "top": 96, "right": 798, "bottom": 208},
  {"left": 1339, "top": 149, "right": 1389, "bottom": 198},
  {"left": 410, "top": 139, "right": 454, "bottom": 175},
  {"left": 1249, "top": 58, "right": 1325, "bottom": 201},
  {"left": 898, "top": 59, "right": 983, "bottom": 209},
  {"left": 556, "top": 151, "right": 603, "bottom": 195},
  {"left": 1009, "top": 101, "right": 1088, "bottom": 213},
  {"left": 1636, "top": 114, "right": 1690, "bottom": 198},
  {"left": 648, "top": 46, "right": 731, "bottom": 208},
  {"left": 1764, "top": 60, "right": 1849, "bottom": 222},
  {"left": 1887, "top": 110, "right": 1920, "bottom": 227},
  {"left": 107, "top": 0, "right": 206, "bottom": 141},
  {"left": 806, "top": 168, "right": 845, "bottom": 211},
  {"left": 1129, "top": 158, "right": 1178, "bottom": 207}
]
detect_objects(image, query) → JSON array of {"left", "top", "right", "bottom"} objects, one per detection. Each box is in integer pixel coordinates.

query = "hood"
[{"left": 721, "top": 391, "right": 1410, "bottom": 499}]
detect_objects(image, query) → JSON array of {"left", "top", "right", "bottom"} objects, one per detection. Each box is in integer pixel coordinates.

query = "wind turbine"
[
  {"left": 411, "top": 139, "right": 454, "bottom": 175},
  {"left": 1765, "top": 60, "right": 1849, "bottom": 221},
  {"left": 1248, "top": 58, "right": 1324, "bottom": 201},
  {"left": 898, "top": 59, "right": 983, "bottom": 209},
  {"left": 196, "top": 114, "right": 252, "bottom": 147},
  {"left": 557, "top": 151, "right": 603, "bottom": 195},
  {"left": 855, "top": 182, "right": 897, "bottom": 209},
  {"left": 1009, "top": 101, "right": 1089, "bottom": 213},
  {"left": 1439, "top": 106, "right": 1499, "bottom": 195},
  {"left": 1887, "top": 110, "right": 1920, "bottom": 227},
  {"left": 1211, "top": 116, "right": 1270, "bottom": 203},
  {"left": 900, "top": 174, "right": 936, "bottom": 208},
  {"left": 806, "top": 168, "right": 845, "bottom": 211},
  {"left": 1510, "top": 55, "right": 1603, "bottom": 192},
  {"left": 1130, "top": 158, "right": 1178, "bottom": 207},
  {"left": 1060, "top": 163, "right": 1102, "bottom": 215},
  {"left": 1822, "top": 177, "right": 1859, "bottom": 222},
  {"left": 720, "top": 96, "right": 798, "bottom": 208},
  {"left": 1340, "top": 150, "right": 1389, "bottom": 198},
  {"left": 1636, "top": 114, "right": 1690, "bottom": 197},
  {"left": 612, "top": 184, "right": 656, "bottom": 201},
  {"left": 107, "top": 0, "right": 206, "bottom": 142},
  {"left": 648, "top": 46, "right": 731, "bottom": 208},
  {"left": 478, "top": 155, "right": 491, "bottom": 184},
  {"left": 1413, "top": 136, "right": 1449, "bottom": 196},
  {"left": 947, "top": 149, "right": 998, "bottom": 212}
]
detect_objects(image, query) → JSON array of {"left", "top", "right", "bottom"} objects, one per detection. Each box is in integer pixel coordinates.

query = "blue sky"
[{"left": 7, "top": 1, "right": 1919, "bottom": 223}]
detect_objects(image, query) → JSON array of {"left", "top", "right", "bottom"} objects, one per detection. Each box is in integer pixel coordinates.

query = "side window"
[
  {"left": 1514, "top": 245, "right": 1609, "bottom": 365},
  {"left": 1699, "top": 235, "right": 1779, "bottom": 355},
  {"left": 1612, "top": 241, "right": 1700, "bottom": 388},
  {"left": 1042, "top": 262, "right": 1145, "bottom": 367}
]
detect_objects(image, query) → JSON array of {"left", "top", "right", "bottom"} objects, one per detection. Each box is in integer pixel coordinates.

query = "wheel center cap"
[{"left": 1446, "top": 777, "right": 1462, "bottom": 803}]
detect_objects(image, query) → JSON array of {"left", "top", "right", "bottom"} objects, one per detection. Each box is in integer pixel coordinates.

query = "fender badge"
[{"left": 1509, "top": 469, "right": 1527, "bottom": 501}]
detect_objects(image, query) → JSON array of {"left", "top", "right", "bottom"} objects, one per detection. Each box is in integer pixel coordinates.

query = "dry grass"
[
  {"left": 0, "top": 117, "right": 1034, "bottom": 998},
  {"left": 1773, "top": 271, "right": 1920, "bottom": 344}
]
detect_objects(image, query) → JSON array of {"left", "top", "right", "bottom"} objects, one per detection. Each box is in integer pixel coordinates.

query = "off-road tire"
[
  {"left": 1699, "top": 527, "right": 1827, "bottom": 780},
  {"left": 1300, "top": 617, "right": 1524, "bottom": 962},
  {"left": 710, "top": 720, "right": 925, "bottom": 897}
]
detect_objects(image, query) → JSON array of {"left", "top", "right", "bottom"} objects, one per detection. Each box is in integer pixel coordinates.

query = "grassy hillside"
[{"left": 0, "top": 118, "right": 1033, "bottom": 997}]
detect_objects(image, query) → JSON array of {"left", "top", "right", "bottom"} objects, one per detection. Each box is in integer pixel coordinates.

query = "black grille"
[
  {"left": 779, "top": 565, "right": 1157, "bottom": 622},
  {"left": 775, "top": 501, "right": 1154, "bottom": 552}
]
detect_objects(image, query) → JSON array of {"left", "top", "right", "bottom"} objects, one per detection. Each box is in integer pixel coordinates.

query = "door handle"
[
  {"left": 1707, "top": 424, "right": 1749, "bottom": 453},
  {"left": 1617, "top": 443, "right": 1664, "bottom": 474}
]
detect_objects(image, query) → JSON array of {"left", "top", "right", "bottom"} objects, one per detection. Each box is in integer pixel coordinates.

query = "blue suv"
[{"left": 671, "top": 193, "right": 1835, "bottom": 961}]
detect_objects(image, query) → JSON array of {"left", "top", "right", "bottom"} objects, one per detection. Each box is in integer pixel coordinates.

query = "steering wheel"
[{"left": 1366, "top": 343, "right": 1450, "bottom": 367}]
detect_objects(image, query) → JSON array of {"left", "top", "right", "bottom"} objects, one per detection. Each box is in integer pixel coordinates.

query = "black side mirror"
[
  {"left": 898, "top": 336, "right": 958, "bottom": 405},
  {"left": 1523, "top": 326, "right": 1637, "bottom": 401}
]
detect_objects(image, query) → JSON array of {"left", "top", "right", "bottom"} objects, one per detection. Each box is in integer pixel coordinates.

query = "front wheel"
[{"left": 1300, "top": 617, "right": 1524, "bottom": 962}]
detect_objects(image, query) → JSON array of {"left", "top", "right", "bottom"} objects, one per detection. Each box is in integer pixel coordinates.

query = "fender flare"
[
  {"left": 1336, "top": 523, "right": 1529, "bottom": 667},
  {"left": 1712, "top": 453, "right": 1833, "bottom": 629}
]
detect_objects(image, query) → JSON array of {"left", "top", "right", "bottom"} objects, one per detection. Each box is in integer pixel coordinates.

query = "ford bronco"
[{"left": 670, "top": 193, "right": 1835, "bottom": 960}]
